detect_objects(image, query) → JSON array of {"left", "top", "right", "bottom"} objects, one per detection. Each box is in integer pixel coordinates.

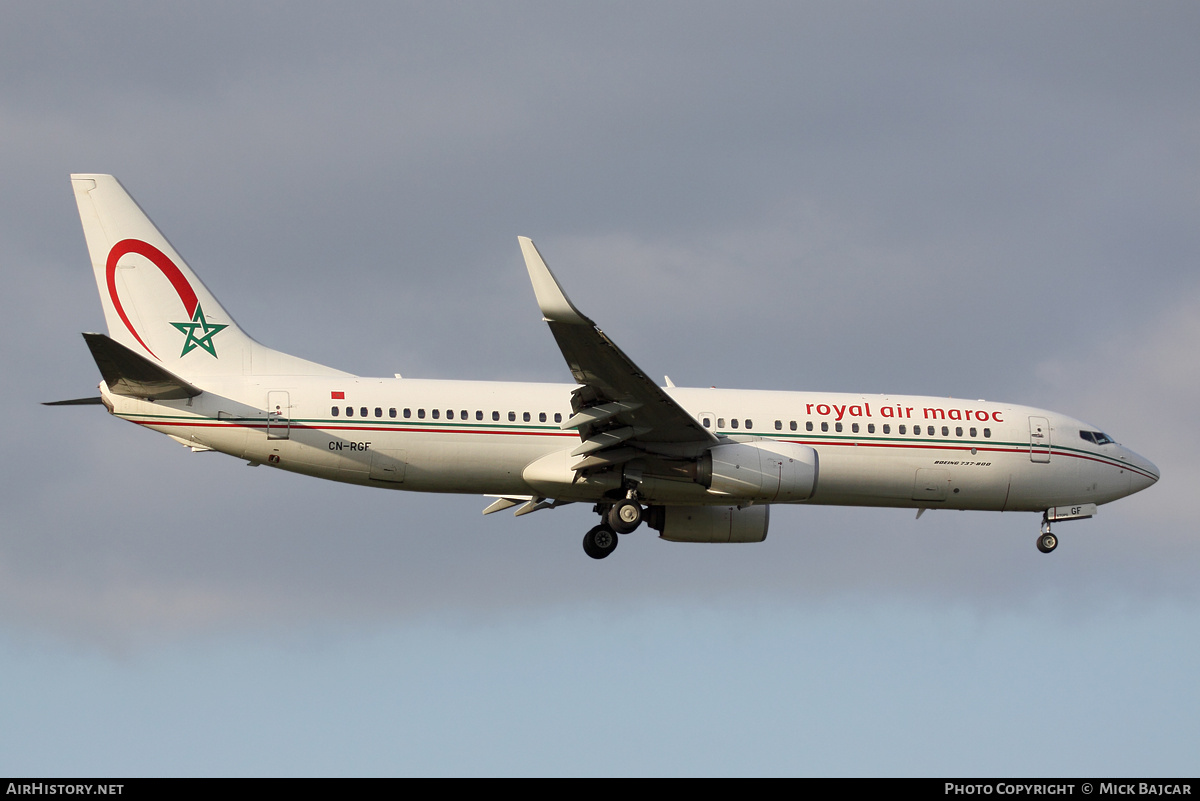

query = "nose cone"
[{"left": 1125, "top": 450, "right": 1160, "bottom": 494}]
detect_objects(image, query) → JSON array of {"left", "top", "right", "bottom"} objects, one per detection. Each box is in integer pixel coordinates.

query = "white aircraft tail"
[{"left": 71, "top": 174, "right": 345, "bottom": 380}]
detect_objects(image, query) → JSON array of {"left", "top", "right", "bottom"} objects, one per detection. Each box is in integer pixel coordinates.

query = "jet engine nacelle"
[
  {"left": 650, "top": 504, "right": 771, "bottom": 543},
  {"left": 699, "top": 440, "right": 819, "bottom": 502}
]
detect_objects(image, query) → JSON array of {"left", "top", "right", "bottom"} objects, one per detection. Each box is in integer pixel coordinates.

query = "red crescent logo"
[{"left": 106, "top": 239, "right": 198, "bottom": 360}]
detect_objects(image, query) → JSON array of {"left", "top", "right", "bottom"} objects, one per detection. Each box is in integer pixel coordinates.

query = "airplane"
[{"left": 52, "top": 174, "right": 1159, "bottom": 560}]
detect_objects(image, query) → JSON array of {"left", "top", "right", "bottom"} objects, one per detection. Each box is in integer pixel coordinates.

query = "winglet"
[{"left": 518, "top": 237, "right": 590, "bottom": 325}]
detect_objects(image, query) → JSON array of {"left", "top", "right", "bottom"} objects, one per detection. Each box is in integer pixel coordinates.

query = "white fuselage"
[{"left": 101, "top": 376, "right": 1159, "bottom": 513}]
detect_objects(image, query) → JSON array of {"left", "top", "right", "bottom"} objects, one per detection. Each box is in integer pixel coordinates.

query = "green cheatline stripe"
[
  {"left": 116, "top": 411, "right": 563, "bottom": 432},
  {"left": 115, "top": 411, "right": 1133, "bottom": 469}
]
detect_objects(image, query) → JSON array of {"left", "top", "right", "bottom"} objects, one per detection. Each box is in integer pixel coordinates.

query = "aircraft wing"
[{"left": 519, "top": 238, "right": 717, "bottom": 473}]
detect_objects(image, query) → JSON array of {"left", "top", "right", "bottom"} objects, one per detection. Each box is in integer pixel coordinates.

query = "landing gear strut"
[
  {"left": 583, "top": 524, "right": 619, "bottom": 559},
  {"left": 1037, "top": 515, "right": 1058, "bottom": 554}
]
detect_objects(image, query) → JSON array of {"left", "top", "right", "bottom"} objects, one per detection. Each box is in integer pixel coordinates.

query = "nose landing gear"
[{"left": 1037, "top": 514, "right": 1058, "bottom": 554}]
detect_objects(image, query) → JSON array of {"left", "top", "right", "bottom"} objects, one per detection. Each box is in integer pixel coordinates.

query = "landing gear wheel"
[
  {"left": 583, "top": 525, "right": 619, "bottom": 560},
  {"left": 607, "top": 499, "right": 643, "bottom": 534},
  {"left": 1037, "top": 532, "right": 1058, "bottom": 554}
]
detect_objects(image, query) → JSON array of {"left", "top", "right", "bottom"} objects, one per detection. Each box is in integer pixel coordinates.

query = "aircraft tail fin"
[{"left": 71, "top": 175, "right": 347, "bottom": 379}]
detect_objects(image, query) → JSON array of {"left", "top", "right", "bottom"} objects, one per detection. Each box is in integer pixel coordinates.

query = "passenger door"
[
  {"left": 266, "top": 391, "right": 290, "bottom": 440},
  {"left": 1029, "top": 416, "right": 1051, "bottom": 463}
]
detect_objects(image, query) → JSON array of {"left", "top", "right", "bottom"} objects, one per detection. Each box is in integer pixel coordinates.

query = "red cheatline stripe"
[{"left": 125, "top": 418, "right": 1157, "bottom": 481}]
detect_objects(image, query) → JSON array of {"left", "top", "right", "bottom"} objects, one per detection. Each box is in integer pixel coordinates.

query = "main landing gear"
[
  {"left": 1037, "top": 514, "right": 1058, "bottom": 554},
  {"left": 583, "top": 524, "right": 619, "bottom": 559},
  {"left": 582, "top": 493, "right": 644, "bottom": 560},
  {"left": 608, "top": 498, "right": 643, "bottom": 534}
]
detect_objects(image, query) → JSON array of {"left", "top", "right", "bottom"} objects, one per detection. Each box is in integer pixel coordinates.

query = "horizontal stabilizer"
[
  {"left": 42, "top": 396, "right": 104, "bottom": 406},
  {"left": 82, "top": 332, "right": 201, "bottom": 400}
]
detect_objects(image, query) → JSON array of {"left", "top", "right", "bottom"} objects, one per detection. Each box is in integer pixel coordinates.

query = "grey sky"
[{"left": 2, "top": 2, "right": 1197, "bottom": 775}]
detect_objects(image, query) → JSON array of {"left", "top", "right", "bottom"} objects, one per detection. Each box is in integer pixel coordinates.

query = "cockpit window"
[{"left": 1080, "top": 430, "right": 1115, "bottom": 446}]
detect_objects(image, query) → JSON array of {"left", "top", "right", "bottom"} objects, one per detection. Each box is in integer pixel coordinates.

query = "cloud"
[{"left": 3, "top": 3, "right": 1199, "bottom": 647}]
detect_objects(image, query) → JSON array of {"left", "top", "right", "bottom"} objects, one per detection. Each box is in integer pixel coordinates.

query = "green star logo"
[{"left": 170, "top": 303, "right": 228, "bottom": 358}]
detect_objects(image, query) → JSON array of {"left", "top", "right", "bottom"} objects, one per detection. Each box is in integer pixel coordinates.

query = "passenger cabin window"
[
  {"left": 375, "top": 408, "right": 383, "bottom": 418},
  {"left": 717, "top": 418, "right": 725, "bottom": 428},
  {"left": 775, "top": 420, "right": 782, "bottom": 431},
  {"left": 790, "top": 421, "right": 797, "bottom": 431},
  {"left": 942, "top": 426, "right": 949, "bottom": 436},
  {"left": 731, "top": 419, "right": 739, "bottom": 429},
  {"left": 432, "top": 409, "right": 439, "bottom": 419},
  {"left": 745, "top": 420, "right": 753, "bottom": 430},
  {"left": 476, "top": 411, "right": 484, "bottom": 421},
  {"left": 835, "top": 422, "right": 842, "bottom": 432},
  {"left": 899, "top": 425, "right": 906, "bottom": 435},
  {"left": 883, "top": 424, "right": 891, "bottom": 434},
  {"left": 821, "top": 422, "right": 828, "bottom": 432},
  {"left": 360, "top": 407, "right": 368, "bottom": 418},
  {"left": 702, "top": 417, "right": 711, "bottom": 428},
  {"left": 346, "top": 407, "right": 354, "bottom": 417},
  {"left": 806, "top": 421, "right": 813, "bottom": 432},
  {"left": 493, "top": 411, "right": 500, "bottom": 421},
  {"left": 389, "top": 408, "right": 397, "bottom": 418},
  {"left": 554, "top": 412, "right": 562, "bottom": 423},
  {"left": 970, "top": 427, "right": 977, "bottom": 437},
  {"left": 852, "top": 423, "right": 859, "bottom": 433},
  {"left": 446, "top": 410, "right": 454, "bottom": 420},
  {"left": 461, "top": 410, "right": 468, "bottom": 420},
  {"left": 417, "top": 409, "right": 425, "bottom": 419},
  {"left": 984, "top": 428, "right": 991, "bottom": 438},
  {"left": 955, "top": 426, "right": 962, "bottom": 437},
  {"left": 539, "top": 412, "right": 546, "bottom": 423},
  {"left": 508, "top": 412, "right": 516, "bottom": 422},
  {"left": 867, "top": 423, "right": 875, "bottom": 434},
  {"left": 331, "top": 406, "right": 339, "bottom": 416},
  {"left": 523, "top": 412, "right": 531, "bottom": 422}
]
